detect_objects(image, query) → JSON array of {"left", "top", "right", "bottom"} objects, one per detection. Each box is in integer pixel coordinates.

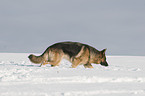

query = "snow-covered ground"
[{"left": 0, "top": 53, "right": 145, "bottom": 96}]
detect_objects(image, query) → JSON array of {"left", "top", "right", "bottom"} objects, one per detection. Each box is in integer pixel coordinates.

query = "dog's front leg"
[
  {"left": 71, "top": 58, "right": 81, "bottom": 68},
  {"left": 84, "top": 63, "right": 93, "bottom": 68}
]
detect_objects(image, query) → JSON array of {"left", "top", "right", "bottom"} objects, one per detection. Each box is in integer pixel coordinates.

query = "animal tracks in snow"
[
  {"left": 0, "top": 53, "right": 145, "bottom": 96},
  {"left": 31, "top": 76, "right": 145, "bottom": 84}
]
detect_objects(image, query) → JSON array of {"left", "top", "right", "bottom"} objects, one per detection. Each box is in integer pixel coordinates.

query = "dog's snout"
[{"left": 100, "top": 62, "right": 108, "bottom": 67}]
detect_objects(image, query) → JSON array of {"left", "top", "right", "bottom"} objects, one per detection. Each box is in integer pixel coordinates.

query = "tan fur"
[
  {"left": 28, "top": 42, "right": 108, "bottom": 68},
  {"left": 71, "top": 47, "right": 90, "bottom": 68}
]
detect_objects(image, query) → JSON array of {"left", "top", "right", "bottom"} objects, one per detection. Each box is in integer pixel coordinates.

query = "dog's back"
[{"left": 49, "top": 42, "right": 84, "bottom": 58}]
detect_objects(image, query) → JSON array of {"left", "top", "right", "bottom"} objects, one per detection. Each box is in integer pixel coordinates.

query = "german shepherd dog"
[{"left": 28, "top": 42, "right": 108, "bottom": 68}]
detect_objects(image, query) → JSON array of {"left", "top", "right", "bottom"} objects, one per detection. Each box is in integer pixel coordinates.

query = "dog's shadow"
[
  {"left": 18, "top": 64, "right": 38, "bottom": 67},
  {"left": 0, "top": 61, "right": 41, "bottom": 67},
  {"left": 10, "top": 63, "right": 40, "bottom": 67}
]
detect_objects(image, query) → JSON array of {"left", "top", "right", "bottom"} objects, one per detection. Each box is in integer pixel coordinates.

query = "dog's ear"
[{"left": 101, "top": 49, "right": 107, "bottom": 54}]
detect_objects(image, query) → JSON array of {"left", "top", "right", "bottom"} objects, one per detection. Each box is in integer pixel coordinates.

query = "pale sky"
[{"left": 0, "top": 0, "right": 145, "bottom": 56}]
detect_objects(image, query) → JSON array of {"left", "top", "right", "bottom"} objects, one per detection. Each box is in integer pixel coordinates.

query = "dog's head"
[
  {"left": 100, "top": 49, "right": 108, "bottom": 66},
  {"left": 94, "top": 49, "right": 108, "bottom": 67}
]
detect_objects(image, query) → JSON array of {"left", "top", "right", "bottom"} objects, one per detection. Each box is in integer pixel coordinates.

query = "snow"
[{"left": 0, "top": 53, "right": 145, "bottom": 96}]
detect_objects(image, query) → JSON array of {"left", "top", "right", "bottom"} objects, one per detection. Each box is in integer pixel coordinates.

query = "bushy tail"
[{"left": 28, "top": 54, "right": 43, "bottom": 64}]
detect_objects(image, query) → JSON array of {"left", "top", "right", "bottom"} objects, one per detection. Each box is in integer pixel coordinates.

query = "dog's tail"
[{"left": 28, "top": 54, "right": 43, "bottom": 64}]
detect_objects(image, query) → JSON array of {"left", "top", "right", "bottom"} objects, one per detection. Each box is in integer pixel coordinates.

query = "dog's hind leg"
[
  {"left": 40, "top": 61, "right": 49, "bottom": 67},
  {"left": 40, "top": 60, "right": 61, "bottom": 67},
  {"left": 84, "top": 63, "right": 93, "bottom": 68},
  {"left": 40, "top": 49, "right": 63, "bottom": 67},
  {"left": 48, "top": 51, "right": 63, "bottom": 67},
  {"left": 49, "top": 59, "right": 61, "bottom": 67}
]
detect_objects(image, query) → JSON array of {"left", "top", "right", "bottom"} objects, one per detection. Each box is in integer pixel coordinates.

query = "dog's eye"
[{"left": 98, "top": 56, "right": 103, "bottom": 58}]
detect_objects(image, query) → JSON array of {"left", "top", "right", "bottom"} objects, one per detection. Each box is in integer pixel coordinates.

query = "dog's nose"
[{"left": 100, "top": 62, "right": 108, "bottom": 67}]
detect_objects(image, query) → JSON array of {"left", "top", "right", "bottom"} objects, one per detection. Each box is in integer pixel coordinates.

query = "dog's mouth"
[{"left": 100, "top": 62, "right": 108, "bottom": 67}]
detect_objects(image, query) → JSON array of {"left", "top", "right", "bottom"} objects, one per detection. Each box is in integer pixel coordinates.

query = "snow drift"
[{"left": 0, "top": 53, "right": 145, "bottom": 96}]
